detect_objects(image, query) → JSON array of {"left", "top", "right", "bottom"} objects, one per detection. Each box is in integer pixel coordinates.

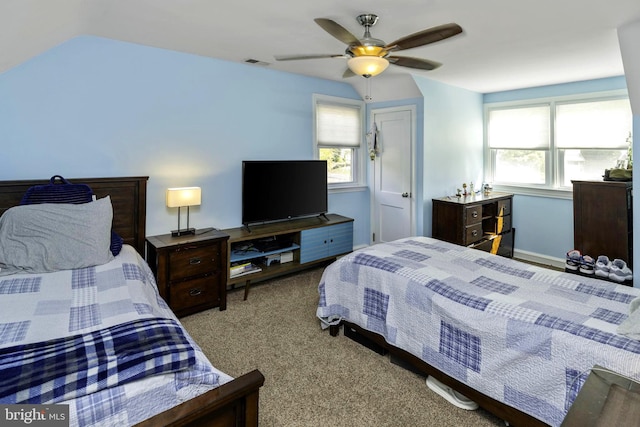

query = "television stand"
[{"left": 223, "top": 214, "right": 353, "bottom": 300}]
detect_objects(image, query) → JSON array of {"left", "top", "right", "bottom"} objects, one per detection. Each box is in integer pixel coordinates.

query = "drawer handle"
[
  {"left": 189, "top": 288, "right": 202, "bottom": 297},
  {"left": 471, "top": 230, "right": 478, "bottom": 237},
  {"left": 471, "top": 211, "right": 478, "bottom": 218},
  {"left": 189, "top": 257, "right": 202, "bottom": 265}
]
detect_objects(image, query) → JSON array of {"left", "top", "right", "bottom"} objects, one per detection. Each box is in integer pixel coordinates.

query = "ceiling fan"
[{"left": 274, "top": 14, "right": 463, "bottom": 78}]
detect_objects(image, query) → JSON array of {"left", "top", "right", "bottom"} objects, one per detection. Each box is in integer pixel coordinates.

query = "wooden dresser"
[
  {"left": 432, "top": 192, "right": 514, "bottom": 257},
  {"left": 572, "top": 180, "right": 633, "bottom": 265}
]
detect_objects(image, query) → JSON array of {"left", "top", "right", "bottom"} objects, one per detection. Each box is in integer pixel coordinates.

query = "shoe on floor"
[
  {"left": 579, "top": 255, "right": 595, "bottom": 275},
  {"left": 595, "top": 255, "right": 611, "bottom": 278},
  {"left": 565, "top": 250, "right": 582, "bottom": 271},
  {"left": 426, "top": 376, "right": 479, "bottom": 411},
  {"left": 609, "top": 259, "right": 633, "bottom": 283}
]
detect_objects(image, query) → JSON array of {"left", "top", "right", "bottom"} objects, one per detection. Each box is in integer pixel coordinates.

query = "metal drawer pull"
[
  {"left": 471, "top": 230, "right": 478, "bottom": 237},
  {"left": 189, "top": 257, "right": 202, "bottom": 265},
  {"left": 189, "top": 288, "right": 202, "bottom": 297},
  {"left": 471, "top": 211, "right": 478, "bottom": 218}
]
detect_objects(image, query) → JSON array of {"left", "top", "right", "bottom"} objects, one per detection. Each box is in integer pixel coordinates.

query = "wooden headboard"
[{"left": 0, "top": 177, "right": 149, "bottom": 254}]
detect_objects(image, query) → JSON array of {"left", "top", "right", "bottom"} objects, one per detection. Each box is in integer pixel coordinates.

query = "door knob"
[{"left": 401, "top": 192, "right": 409, "bottom": 198}]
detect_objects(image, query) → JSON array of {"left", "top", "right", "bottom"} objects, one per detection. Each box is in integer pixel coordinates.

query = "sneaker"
[
  {"left": 595, "top": 256, "right": 611, "bottom": 278},
  {"left": 426, "top": 376, "right": 479, "bottom": 411},
  {"left": 609, "top": 259, "right": 633, "bottom": 283},
  {"left": 565, "top": 250, "right": 582, "bottom": 271},
  {"left": 579, "top": 255, "right": 595, "bottom": 275}
]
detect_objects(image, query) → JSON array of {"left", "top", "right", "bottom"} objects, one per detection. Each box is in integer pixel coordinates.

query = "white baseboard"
[{"left": 514, "top": 249, "right": 565, "bottom": 270}]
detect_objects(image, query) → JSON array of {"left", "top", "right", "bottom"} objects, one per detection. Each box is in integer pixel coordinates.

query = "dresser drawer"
[
  {"left": 497, "top": 199, "right": 511, "bottom": 217},
  {"left": 169, "top": 245, "right": 220, "bottom": 281},
  {"left": 465, "top": 205, "right": 482, "bottom": 225},
  {"left": 470, "top": 229, "right": 514, "bottom": 257},
  {"left": 485, "top": 214, "right": 512, "bottom": 235},
  {"left": 169, "top": 274, "right": 219, "bottom": 312},
  {"left": 465, "top": 223, "right": 484, "bottom": 244}
]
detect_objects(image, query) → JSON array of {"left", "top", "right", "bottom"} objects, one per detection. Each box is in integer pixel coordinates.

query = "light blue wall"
[
  {"left": 0, "top": 36, "right": 634, "bottom": 263},
  {"left": 484, "top": 76, "right": 631, "bottom": 260},
  {"left": 0, "top": 35, "right": 371, "bottom": 246},
  {"left": 413, "top": 76, "right": 484, "bottom": 237},
  {"left": 483, "top": 76, "right": 628, "bottom": 103}
]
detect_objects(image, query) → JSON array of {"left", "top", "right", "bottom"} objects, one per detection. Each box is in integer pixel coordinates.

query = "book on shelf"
[{"left": 230, "top": 262, "right": 262, "bottom": 278}]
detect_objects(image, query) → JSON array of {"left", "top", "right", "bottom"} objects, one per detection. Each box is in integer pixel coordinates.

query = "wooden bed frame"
[
  {"left": 0, "top": 176, "right": 265, "bottom": 427},
  {"left": 330, "top": 321, "right": 549, "bottom": 427}
]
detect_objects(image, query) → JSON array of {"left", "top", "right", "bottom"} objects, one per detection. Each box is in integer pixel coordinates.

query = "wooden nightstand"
[{"left": 146, "top": 229, "right": 229, "bottom": 316}]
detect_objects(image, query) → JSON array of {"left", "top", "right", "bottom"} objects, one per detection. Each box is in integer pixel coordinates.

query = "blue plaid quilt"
[
  {"left": 1, "top": 318, "right": 195, "bottom": 404},
  {"left": 317, "top": 237, "right": 640, "bottom": 427},
  {"left": 0, "top": 245, "right": 232, "bottom": 426}
]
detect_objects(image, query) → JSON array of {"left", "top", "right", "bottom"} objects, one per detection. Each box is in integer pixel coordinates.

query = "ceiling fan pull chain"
[{"left": 365, "top": 77, "right": 373, "bottom": 102}]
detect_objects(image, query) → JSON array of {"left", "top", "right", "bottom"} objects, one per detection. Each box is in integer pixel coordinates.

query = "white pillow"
[{"left": 0, "top": 196, "right": 114, "bottom": 275}]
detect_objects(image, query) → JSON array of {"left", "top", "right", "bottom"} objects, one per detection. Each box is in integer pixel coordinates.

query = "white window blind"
[
  {"left": 316, "top": 103, "right": 361, "bottom": 147},
  {"left": 488, "top": 105, "right": 550, "bottom": 149},
  {"left": 556, "top": 98, "right": 632, "bottom": 148}
]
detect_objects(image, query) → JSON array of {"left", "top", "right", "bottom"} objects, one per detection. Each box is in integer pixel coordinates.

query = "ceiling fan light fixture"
[
  {"left": 347, "top": 55, "right": 389, "bottom": 78},
  {"left": 349, "top": 45, "right": 386, "bottom": 57}
]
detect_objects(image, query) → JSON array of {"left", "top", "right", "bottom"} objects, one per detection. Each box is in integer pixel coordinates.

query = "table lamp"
[{"left": 166, "top": 187, "right": 201, "bottom": 236}]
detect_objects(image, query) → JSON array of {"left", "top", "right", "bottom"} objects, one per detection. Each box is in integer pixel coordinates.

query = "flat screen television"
[{"left": 242, "top": 160, "right": 328, "bottom": 226}]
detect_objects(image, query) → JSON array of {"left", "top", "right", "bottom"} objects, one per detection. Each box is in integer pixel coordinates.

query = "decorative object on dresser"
[
  {"left": 432, "top": 192, "right": 514, "bottom": 257},
  {"left": 146, "top": 229, "right": 229, "bottom": 315},
  {"left": 224, "top": 214, "right": 353, "bottom": 300},
  {"left": 572, "top": 180, "right": 633, "bottom": 282},
  {"left": 166, "top": 186, "right": 201, "bottom": 236}
]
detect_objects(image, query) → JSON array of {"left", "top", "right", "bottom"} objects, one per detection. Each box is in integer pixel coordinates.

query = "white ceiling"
[{"left": 3, "top": 0, "right": 640, "bottom": 93}]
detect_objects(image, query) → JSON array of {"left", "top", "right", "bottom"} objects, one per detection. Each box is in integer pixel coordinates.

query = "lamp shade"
[
  {"left": 347, "top": 56, "right": 389, "bottom": 77},
  {"left": 166, "top": 187, "right": 201, "bottom": 208}
]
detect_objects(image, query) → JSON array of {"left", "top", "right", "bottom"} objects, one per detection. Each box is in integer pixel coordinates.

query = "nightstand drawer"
[
  {"left": 169, "top": 275, "right": 219, "bottom": 312},
  {"left": 465, "top": 205, "right": 482, "bottom": 225},
  {"left": 169, "top": 245, "right": 220, "bottom": 281}
]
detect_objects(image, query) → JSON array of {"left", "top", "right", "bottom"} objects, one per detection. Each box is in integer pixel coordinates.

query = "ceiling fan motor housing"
[{"left": 349, "top": 13, "right": 387, "bottom": 58}]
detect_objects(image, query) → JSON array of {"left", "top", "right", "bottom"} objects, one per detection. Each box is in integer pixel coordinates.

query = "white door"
[{"left": 371, "top": 106, "right": 415, "bottom": 243}]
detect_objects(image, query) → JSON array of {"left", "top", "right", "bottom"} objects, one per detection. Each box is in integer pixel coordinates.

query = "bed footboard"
[
  {"left": 333, "top": 322, "right": 548, "bottom": 427},
  {"left": 134, "top": 369, "right": 265, "bottom": 427}
]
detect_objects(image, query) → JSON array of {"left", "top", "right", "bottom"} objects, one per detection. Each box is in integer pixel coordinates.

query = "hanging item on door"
[{"left": 367, "top": 122, "right": 380, "bottom": 160}]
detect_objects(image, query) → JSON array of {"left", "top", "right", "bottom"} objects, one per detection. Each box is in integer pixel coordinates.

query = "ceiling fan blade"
[
  {"left": 274, "top": 53, "right": 346, "bottom": 61},
  {"left": 388, "top": 56, "right": 442, "bottom": 71},
  {"left": 314, "top": 18, "right": 361, "bottom": 45},
  {"left": 385, "top": 23, "right": 462, "bottom": 51},
  {"left": 342, "top": 68, "right": 356, "bottom": 78}
]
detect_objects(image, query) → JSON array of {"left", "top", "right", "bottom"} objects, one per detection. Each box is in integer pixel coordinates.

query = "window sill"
[
  {"left": 329, "top": 184, "right": 368, "bottom": 194},
  {"left": 492, "top": 184, "right": 573, "bottom": 200}
]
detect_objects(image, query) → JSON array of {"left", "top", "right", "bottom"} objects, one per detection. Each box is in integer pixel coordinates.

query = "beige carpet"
[{"left": 180, "top": 267, "right": 505, "bottom": 427}]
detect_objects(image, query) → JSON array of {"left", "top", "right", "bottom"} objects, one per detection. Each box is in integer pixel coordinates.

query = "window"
[
  {"left": 485, "top": 91, "right": 632, "bottom": 195},
  {"left": 313, "top": 95, "right": 365, "bottom": 188}
]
